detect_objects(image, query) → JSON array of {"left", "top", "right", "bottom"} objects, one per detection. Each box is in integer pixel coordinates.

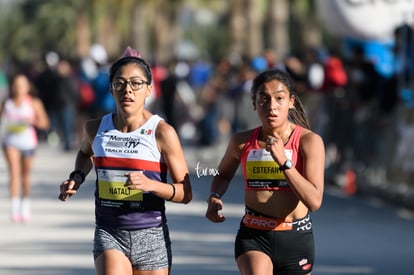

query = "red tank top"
[{"left": 240, "top": 126, "right": 303, "bottom": 191}]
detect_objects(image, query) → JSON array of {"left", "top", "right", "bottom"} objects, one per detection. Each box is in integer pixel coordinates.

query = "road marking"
[{"left": 315, "top": 265, "right": 375, "bottom": 273}]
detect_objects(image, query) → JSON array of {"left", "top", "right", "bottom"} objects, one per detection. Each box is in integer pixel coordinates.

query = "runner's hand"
[
  {"left": 58, "top": 179, "right": 80, "bottom": 201},
  {"left": 206, "top": 196, "right": 225, "bottom": 223}
]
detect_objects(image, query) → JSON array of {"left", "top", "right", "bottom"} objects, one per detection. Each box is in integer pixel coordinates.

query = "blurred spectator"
[
  {"left": 263, "top": 48, "right": 286, "bottom": 70},
  {"left": 345, "top": 45, "right": 381, "bottom": 166},
  {"left": 322, "top": 52, "right": 348, "bottom": 91},
  {"left": 35, "top": 51, "right": 61, "bottom": 144},
  {"left": 228, "top": 62, "right": 259, "bottom": 133},
  {"left": 284, "top": 54, "right": 307, "bottom": 94},
  {"left": 36, "top": 55, "right": 80, "bottom": 151},
  {"left": 320, "top": 50, "right": 351, "bottom": 168},
  {"left": 198, "top": 57, "right": 234, "bottom": 146},
  {"left": 346, "top": 45, "right": 378, "bottom": 103},
  {"left": 174, "top": 61, "right": 202, "bottom": 144},
  {"left": 151, "top": 62, "right": 168, "bottom": 101},
  {"left": 54, "top": 59, "right": 81, "bottom": 151},
  {"left": 80, "top": 44, "right": 115, "bottom": 119},
  {"left": 188, "top": 58, "right": 211, "bottom": 94},
  {"left": 158, "top": 60, "right": 202, "bottom": 144},
  {"left": 300, "top": 48, "right": 326, "bottom": 134},
  {"left": 393, "top": 24, "right": 414, "bottom": 109},
  {"left": 159, "top": 62, "right": 179, "bottom": 129},
  {"left": 35, "top": 52, "right": 60, "bottom": 117}
]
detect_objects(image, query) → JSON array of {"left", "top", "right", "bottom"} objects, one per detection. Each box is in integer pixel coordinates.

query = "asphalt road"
[{"left": 0, "top": 143, "right": 413, "bottom": 275}]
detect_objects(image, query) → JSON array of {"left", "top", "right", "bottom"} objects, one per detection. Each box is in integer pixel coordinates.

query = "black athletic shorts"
[{"left": 235, "top": 211, "right": 315, "bottom": 274}]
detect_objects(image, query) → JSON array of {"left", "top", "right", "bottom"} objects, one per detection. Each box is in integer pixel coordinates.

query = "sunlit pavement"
[{"left": 1, "top": 142, "right": 413, "bottom": 275}]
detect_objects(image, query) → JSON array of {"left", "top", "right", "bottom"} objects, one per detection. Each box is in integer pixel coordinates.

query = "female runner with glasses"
[{"left": 59, "top": 47, "right": 192, "bottom": 275}]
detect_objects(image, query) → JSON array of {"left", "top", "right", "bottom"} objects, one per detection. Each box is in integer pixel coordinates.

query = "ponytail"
[{"left": 289, "top": 94, "right": 311, "bottom": 130}]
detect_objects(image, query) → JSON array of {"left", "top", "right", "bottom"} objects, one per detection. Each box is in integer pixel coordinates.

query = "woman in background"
[{"left": 0, "top": 73, "right": 49, "bottom": 222}]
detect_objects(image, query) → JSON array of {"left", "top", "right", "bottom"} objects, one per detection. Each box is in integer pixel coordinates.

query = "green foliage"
[
  {"left": 0, "top": 0, "right": 329, "bottom": 67},
  {"left": 35, "top": 2, "right": 78, "bottom": 54},
  {"left": 0, "top": 0, "right": 84, "bottom": 62}
]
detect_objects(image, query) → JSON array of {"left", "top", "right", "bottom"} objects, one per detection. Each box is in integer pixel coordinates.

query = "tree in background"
[{"left": 0, "top": 0, "right": 324, "bottom": 66}]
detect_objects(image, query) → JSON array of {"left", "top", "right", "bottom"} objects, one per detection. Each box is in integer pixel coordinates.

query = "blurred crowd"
[{"left": 0, "top": 42, "right": 413, "bottom": 185}]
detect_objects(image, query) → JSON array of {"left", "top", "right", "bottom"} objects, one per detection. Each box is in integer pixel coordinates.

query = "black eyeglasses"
[{"left": 111, "top": 78, "right": 149, "bottom": 91}]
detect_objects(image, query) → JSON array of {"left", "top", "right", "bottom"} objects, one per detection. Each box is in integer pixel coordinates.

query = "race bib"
[
  {"left": 7, "top": 123, "right": 28, "bottom": 133},
  {"left": 97, "top": 169, "right": 143, "bottom": 201},
  {"left": 245, "top": 149, "right": 293, "bottom": 189}
]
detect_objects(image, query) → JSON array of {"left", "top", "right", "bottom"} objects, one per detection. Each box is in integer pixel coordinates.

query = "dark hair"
[
  {"left": 8, "top": 73, "right": 37, "bottom": 97},
  {"left": 251, "top": 68, "right": 311, "bottom": 129},
  {"left": 109, "top": 56, "right": 152, "bottom": 84}
]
